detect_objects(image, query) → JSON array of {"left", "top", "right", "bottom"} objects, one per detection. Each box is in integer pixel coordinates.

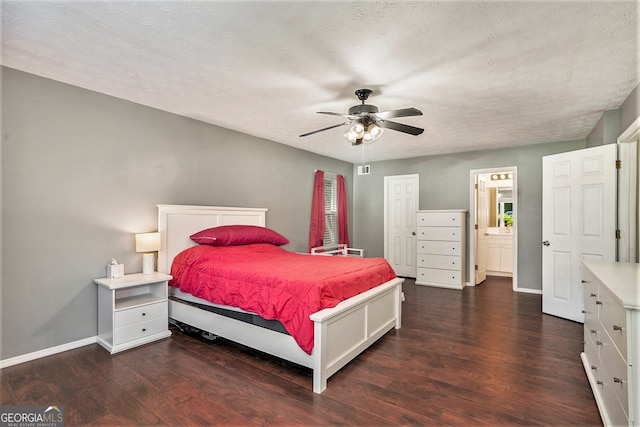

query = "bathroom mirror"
[{"left": 489, "top": 187, "right": 514, "bottom": 227}]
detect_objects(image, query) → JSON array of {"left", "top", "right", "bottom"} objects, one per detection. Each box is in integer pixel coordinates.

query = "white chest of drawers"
[
  {"left": 415, "top": 210, "right": 466, "bottom": 290},
  {"left": 95, "top": 272, "right": 173, "bottom": 354},
  {"left": 582, "top": 261, "right": 640, "bottom": 427}
]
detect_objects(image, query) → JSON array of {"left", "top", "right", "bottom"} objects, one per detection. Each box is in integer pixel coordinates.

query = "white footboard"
[
  {"left": 310, "top": 277, "right": 404, "bottom": 393},
  {"left": 169, "top": 277, "right": 403, "bottom": 393}
]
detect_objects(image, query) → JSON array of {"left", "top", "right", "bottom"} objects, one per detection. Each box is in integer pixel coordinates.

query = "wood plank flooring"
[{"left": 2, "top": 276, "right": 602, "bottom": 426}]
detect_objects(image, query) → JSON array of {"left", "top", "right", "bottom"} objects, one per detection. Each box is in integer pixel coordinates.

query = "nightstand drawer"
[
  {"left": 114, "top": 317, "right": 168, "bottom": 346},
  {"left": 115, "top": 302, "right": 167, "bottom": 329}
]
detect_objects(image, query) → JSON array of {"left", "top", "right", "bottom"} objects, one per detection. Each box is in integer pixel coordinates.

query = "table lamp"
[{"left": 135, "top": 232, "right": 161, "bottom": 274}]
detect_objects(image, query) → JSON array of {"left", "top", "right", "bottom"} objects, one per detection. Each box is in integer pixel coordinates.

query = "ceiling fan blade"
[
  {"left": 317, "top": 111, "right": 360, "bottom": 120},
  {"left": 299, "top": 122, "right": 350, "bottom": 137},
  {"left": 379, "top": 120, "right": 424, "bottom": 135},
  {"left": 375, "top": 107, "right": 423, "bottom": 120}
]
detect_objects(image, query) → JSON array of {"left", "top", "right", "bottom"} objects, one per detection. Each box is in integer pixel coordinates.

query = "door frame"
[
  {"left": 617, "top": 116, "right": 640, "bottom": 262},
  {"left": 469, "top": 166, "right": 519, "bottom": 291}
]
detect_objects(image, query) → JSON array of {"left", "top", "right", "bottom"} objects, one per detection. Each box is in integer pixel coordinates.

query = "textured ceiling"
[{"left": 2, "top": 1, "right": 638, "bottom": 163}]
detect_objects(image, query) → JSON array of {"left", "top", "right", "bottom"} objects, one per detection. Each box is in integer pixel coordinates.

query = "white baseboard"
[
  {"left": 0, "top": 336, "right": 97, "bottom": 369},
  {"left": 514, "top": 286, "right": 542, "bottom": 295}
]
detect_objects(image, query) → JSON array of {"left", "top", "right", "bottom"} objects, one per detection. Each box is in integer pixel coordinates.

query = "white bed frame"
[{"left": 157, "top": 204, "right": 403, "bottom": 393}]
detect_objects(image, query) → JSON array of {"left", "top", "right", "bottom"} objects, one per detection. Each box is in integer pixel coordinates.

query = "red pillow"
[{"left": 190, "top": 225, "right": 289, "bottom": 246}]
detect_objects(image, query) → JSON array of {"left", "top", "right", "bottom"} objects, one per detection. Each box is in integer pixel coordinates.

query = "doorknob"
[
  {"left": 412, "top": 231, "right": 416, "bottom": 235},
  {"left": 542, "top": 240, "right": 550, "bottom": 246}
]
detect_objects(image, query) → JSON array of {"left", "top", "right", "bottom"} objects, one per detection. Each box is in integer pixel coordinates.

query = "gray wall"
[
  {"left": 587, "top": 109, "right": 621, "bottom": 147},
  {"left": 620, "top": 84, "right": 639, "bottom": 133},
  {"left": 352, "top": 140, "right": 586, "bottom": 290},
  {"left": 1, "top": 68, "right": 352, "bottom": 359}
]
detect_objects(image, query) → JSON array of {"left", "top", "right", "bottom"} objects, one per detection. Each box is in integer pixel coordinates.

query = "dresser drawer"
[
  {"left": 599, "top": 335, "right": 629, "bottom": 416},
  {"left": 417, "top": 240, "right": 461, "bottom": 256},
  {"left": 584, "top": 321, "right": 603, "bottom": 348},
  {"left": 115, "top": 302, "right": 167, "bottom": 329},
  {"left": 417, "top": 227, "right": 461, "bottom": 242},
  {"left": 598, "top": 287, "right": 627, "bottom": 359},
  {"left": 583, "top": 327, "right": 600, "bottom": 370},
  {"left": 417, "top": 212, "right": 463, "bottom": 227},
  {"left": 583, "top": 278, "right": 599, "bottom": 319},
  {"left": 417, "top": 267, "right": 461, "bottom": 286},
  {"left": 114, "top": 317, "right": 168, "bottom": 346},
  {"left": 417, "top": 254, "right": 461, "bottom": 270}
]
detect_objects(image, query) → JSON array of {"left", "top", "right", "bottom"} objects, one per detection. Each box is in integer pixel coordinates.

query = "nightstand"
[{"left": 94, "top": 272, "right": 172, "bottom": 354}]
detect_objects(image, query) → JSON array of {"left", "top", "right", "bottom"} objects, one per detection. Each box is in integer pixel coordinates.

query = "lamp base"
[{"left": 142, "top": 253, "right": 155, "bottom": 275}]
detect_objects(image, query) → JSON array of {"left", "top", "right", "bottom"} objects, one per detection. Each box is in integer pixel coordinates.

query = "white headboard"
[{"left": 157, "top": 205, "right": 267, "bottom": 274}]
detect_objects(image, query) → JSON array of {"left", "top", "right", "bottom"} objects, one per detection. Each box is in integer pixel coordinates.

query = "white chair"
[{"left": 310, "top": 244, "right": 364, "bottom": 257}]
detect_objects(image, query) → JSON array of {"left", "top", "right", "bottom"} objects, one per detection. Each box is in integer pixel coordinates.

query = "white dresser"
[
  {"left": 415, "top": 210, "right": 466, "bottom": 289},
  {"left": 582, "top": 261, "right": 639, "bottom": 427}
]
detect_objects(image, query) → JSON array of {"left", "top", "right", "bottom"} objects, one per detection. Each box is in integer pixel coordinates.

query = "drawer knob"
[
  {"left": 590, "top": 293, "right": 596, "bottom": 297},
  {"left": 142, "top": 312, "right": 146, "bottom": 316},
  {"left": 582, "top": 310, "right": 587, "bottom": 314},
  {"left": 596, "top": 380, "right": 604, "bottom": 386},
  {"left": 596, "top": 340, "right": 603, "bottom": 346},
  {"left": 613, "top": 377, "right": 624, "bottom": 384},
  {"left": 591, "top": 365, "right": 598, "bottom": 371},
  {"left": 581, "top": 280, "right": 586, "bottom": 283},
  {"left": 590, "top": 329, "right": 597, "bottom": 334},
  {"left": 595, "top": 300, "right": 602, "bottom": 305},
  {"left": 613, "top": 325, "right": 622, "bottom": 331},
  {"left": 142, "top": 328, "right": 147, "bottom": 332}
]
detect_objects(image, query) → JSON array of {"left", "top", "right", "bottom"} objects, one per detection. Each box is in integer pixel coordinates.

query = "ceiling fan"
[{"left": 300, "top": 88, "right": 424, "bottom": 145}]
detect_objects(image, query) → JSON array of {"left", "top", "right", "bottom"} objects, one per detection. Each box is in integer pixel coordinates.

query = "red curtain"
[
  {"left": 308, "top": 170, "right": 325, "bottom": 252},
  {"left": 337, "top": 174, "right": 350, "bottom": 246}
]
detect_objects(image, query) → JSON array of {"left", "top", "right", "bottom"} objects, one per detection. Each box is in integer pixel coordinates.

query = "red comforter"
[{"left": 169, "top": 243, "right": 397, "bottom": 354}]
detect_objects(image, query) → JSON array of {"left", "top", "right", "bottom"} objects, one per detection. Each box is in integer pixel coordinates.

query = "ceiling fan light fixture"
[
  {"left": 345, "top": 122, "right": 383, "bottom": 144},
  {"left": 365, "top": 124, "right": 383, "bottom": 143},
  {"left": 345, "top": 123, "right": 365, "bottom": 143}
]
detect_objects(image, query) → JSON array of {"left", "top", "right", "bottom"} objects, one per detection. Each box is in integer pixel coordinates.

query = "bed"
[{"left": 157, "top": 204, "right": 404, "bottom": 393}]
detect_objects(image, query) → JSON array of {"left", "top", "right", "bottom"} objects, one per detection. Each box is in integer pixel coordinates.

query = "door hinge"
[
  {"left": 475, "top": 264, "right": 478, "bottom": 271},
  {"left": 616, "top": 229, "right": 621, "bottom": 239},
  {"left": 475, "top": 224, "right": 478, "bottom": 230},
  {"left": 475, "top": 183, "right": 478, "bottom": 189},
  {"left": 616, "top": 160, "right": 621, "bottom": 169}
]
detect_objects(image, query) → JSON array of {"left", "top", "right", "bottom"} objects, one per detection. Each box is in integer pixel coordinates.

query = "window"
[{"left": 323, "top": 174, "right": 338, "bottom": 245}]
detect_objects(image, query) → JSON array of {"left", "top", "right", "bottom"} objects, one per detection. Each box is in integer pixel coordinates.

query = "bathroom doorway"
[{"left": 469, "top": 167, "right": 518, "bottom": 290}]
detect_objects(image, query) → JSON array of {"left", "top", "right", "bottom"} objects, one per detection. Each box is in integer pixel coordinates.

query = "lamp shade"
[{"left": 135, "top": 232, "right": 161, "bottom": 253}]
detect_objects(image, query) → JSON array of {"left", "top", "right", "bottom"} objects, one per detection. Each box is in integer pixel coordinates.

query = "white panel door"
[
  {"left": 384, "top": 174, "right": 419, "bottom": 277},
  {"left": 475, "top": 175, "right": 488, "bottom": 284},
  {"left": 542, "top": 145, "right": 616, "bottom": 322}
]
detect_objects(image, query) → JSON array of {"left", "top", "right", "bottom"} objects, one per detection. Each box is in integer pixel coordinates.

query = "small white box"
[{"left": 106, "top": 263, "right": 124, "bottom": 279}]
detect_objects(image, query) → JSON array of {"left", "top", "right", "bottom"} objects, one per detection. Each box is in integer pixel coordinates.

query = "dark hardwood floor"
[{"left": 2, "top": 276, "right": 602, "bottom": 426}]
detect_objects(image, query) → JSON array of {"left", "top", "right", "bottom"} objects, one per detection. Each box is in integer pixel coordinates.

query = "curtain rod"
[{"left": 314, "top": 169, "right": 338, "bottom": 178}]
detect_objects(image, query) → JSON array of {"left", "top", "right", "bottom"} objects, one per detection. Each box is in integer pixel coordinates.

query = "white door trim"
[
  {"left": 617, "top": 116, "right": 640, "bottom": 263},
  {"left": 469, "top": 167, "right": 519, "bottom": 291}
]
